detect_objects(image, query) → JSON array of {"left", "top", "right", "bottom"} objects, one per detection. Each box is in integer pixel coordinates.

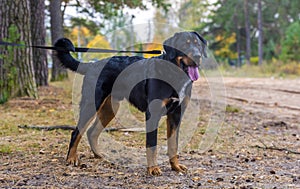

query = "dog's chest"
[{"left": 177, "top": 80, "right": 192, "bottom": 103}]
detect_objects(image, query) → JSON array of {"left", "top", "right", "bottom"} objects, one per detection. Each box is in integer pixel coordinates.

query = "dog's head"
[{"left": 163, "top": 32, "right": 207, "bottom": 81}]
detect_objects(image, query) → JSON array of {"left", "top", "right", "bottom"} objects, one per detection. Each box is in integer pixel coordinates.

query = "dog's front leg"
[
  {"left": 145, "top": 100, "right": 163, "bottom": 176},
  {"left": 167, "top": 109, "right": 187, "bottom": 173}
]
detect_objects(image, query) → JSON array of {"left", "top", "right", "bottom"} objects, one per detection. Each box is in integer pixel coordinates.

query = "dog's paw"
[
  {"left": 92, "top": 151, "right": 104, "bottom": 159},
  {"left": 170, "top": 156, "right": 188, "bottom": 173},
  {"left": 171, "top": 163, "right": 188, "bottom": 173},
  {"left": 147, "top": 166, "right": 162, "bottom": 176},
  {"left": 66, "top": 154, "right": 79, "bottom": 166}
]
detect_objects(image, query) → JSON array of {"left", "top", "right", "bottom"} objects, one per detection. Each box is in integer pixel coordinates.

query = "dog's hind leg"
[
  {"left": 67, "top": 101, "right": 96, "bottom": 166},
  {"left": 87, "top": 95, "right": 119, "bottom": 158}
]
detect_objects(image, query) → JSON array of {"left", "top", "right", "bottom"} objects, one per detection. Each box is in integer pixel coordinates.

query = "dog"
[{"left": 54, "top": 31, "right": 207, "bottom": 176}]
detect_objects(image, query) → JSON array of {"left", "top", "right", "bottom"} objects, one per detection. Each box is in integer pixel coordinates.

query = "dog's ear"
[
  {"left": 163, "top": 33, "right": 178, "bottom": 60},
  {"left": 192, "top": 31, "right": 208, "bottom": 58}
]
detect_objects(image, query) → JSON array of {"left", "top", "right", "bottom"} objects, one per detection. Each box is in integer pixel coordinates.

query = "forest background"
[{"left": 0, "top": 0, "right": 299, "bottom": 102}]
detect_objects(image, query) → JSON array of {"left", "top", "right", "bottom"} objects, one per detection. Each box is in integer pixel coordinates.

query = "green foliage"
[
  {"left": 0, "top": 91, "right": 8, "bottom": 104},
  {"left": 178, "top": 0, "right": 209, "bottom": 30},
  {"left": 192, "top": 0, "right": 300, "bottom": 63},
  {"left": 70, "top": 18, "right": 100, "bottom": 35},
  {"left": 280, "top": 21, "right": 300, "bottom": 61},
  {"left": 70, "top": 0, "right": 170, "bottom": 28}
]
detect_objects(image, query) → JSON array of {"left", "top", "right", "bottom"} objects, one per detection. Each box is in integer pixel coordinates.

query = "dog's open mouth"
[
  {"left": 177, "top": 56, "right": 200, "bottom": 81},
  {"left": 187, "top": 66, "right": 199, "bottom": 81},
  {"left": 182, "top": 64, "right": 200, "bottom": 81}
]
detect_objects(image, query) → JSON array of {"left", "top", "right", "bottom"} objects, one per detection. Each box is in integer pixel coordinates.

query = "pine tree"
[
  {"left": 30, "top": 0, "right": 48, "bottom": 86},
  {"left": 0, "top": 0, "right": 38, "bottom": 103}
]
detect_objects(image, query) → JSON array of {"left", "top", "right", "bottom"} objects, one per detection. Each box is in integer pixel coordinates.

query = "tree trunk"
[
  {"left": 244, "top": 0, "right": 251, "bottom": 65},
  {"left": 50, "top": 0, "right": 67, "bottom": 81},
  {"left": 30, "top": 0, "right": 48, "bottom": 86},
  {"left": 257, "top": 0, "right": 263, "bottom": 65},
  {"left": 233, "top": 11, "right": 241, "bottom": 67},
  {"left": 0, "top": 0, "right": 38, "bottom": 103}
]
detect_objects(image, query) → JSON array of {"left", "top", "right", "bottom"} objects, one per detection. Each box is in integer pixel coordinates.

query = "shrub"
[
  {"left": 279, "top": 61, "right": 300, "bottom": 75},
  {"left": 250, "top": 56, "right": 259, "bottom": 65}
]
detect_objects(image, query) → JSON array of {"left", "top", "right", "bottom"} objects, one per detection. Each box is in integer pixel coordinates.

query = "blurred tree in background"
[
  {"left": 176, "top": 0, "right": 300, "bottom": 65},
  {"left": 0, "top": 0, "right": 170, "bottom": 102},
  {"left": 0, "top": 0, "right": 299, "bottom": 102},
  {"left": 30, "top": 0, "right": 48, "bottom": 86},
  {"left": 280, "top": 21, "right": 300, "bottom": 61}
]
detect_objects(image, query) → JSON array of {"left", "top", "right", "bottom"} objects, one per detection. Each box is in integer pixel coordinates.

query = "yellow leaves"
[
  {"left": 87, "top": 35, "right": 110, "bottom": 49},
  {"left": 143, "top": 43, "right": 163, "bottom": 58},
  {"left": 66, "top": 26, "right": 112, "bottom": 60},
  {"left": 214, "top": 33, "right": 237, "bottom": 59},
  {"left": 215, "top": 34, "right": 223, "bottom": 42},
  {"left": 69, "top": 27, "right": 91, "bottom": 46},
  {"left": 67, "top": 27, "right": 163, "bottom": 60},
  {"left": 83, "top": 34, "right": 111, "bottom": 60}
]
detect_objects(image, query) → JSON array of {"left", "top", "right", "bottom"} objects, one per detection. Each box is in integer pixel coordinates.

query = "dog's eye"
[
  {"left": 186, "top": 39, "right": 190, "bottom": 44},
  {"left": 193, "top": 39, "right": 201, "bottom": 46}
]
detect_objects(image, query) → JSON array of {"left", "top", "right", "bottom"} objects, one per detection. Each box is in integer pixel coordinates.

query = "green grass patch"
[
  {"left": 225, "top": 105, "right": 240, "bottom": 113},
  {"left": 0, "top": 144, "right": 13, "bottom": 154}
]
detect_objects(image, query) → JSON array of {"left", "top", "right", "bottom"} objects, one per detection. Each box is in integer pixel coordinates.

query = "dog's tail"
[{"left": 54, "top": 38, "right": 89, "bottom": 75}]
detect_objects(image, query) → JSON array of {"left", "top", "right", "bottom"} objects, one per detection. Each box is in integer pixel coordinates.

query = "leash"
[{"left": 0, "top": 41, "right": 162, "bottom": 55}]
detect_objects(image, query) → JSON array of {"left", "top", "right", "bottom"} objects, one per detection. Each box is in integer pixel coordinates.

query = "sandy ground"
[{"left": 0, "top": 77, "right": 299, "bottom": 188}]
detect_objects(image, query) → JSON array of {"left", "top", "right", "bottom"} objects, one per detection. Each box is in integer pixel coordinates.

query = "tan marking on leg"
[
  {"left": 67, "top": 134, "right": 82, "bottom": 166},
  {"left": 87, "top": 95, "right": 119, "bottom": 158},
  {"left": 167, "top": 115, "right": 188, "bottom": 173},
  {"left": 170, "top": 155, "right": 187, "bottom": 173},
  {"left": 67, "top": 114, "right": 96, "bottom": 166},
  {"left": 146, "top": 147, "right": 161, "bottom": 176},
  {"left": 98, "top": 95, "right": 119, "bottom": 127},
  {"left": 167, "top": 116, "right": 177, "bottom": 159}
]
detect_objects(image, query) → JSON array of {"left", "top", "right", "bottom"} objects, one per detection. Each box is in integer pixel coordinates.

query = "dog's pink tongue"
[{"left": 188, "top": 66, "right": 199, "bottom": 81}]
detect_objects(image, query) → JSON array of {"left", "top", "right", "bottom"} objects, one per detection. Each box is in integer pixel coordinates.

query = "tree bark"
[
  {"left": 50, "top": 0, "right": 67, "bottom": 81},
  {"left": 30, "top": 0, "right": 48, "bottom": 86},
  {"left": 257, "top": 0, "right": 263, "bottom": 65},
  {"left": 233, "top": 11, "right": 241, "bottom": 67},
  {"left": 244, "top": 0, "right": 251, "bottom": 65},
  {"left": 0, "top": 0, "right": 38, "bottom": 103}
]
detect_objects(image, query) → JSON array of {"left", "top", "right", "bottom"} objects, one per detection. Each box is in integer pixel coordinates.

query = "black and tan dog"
[{"left": 54, "top": 31, "right": 207, "bottom": 176}]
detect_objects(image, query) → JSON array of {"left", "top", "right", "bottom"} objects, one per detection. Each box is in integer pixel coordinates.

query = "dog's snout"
[{"left": 192, "top": 55, "right": 201, "bottom": 62}]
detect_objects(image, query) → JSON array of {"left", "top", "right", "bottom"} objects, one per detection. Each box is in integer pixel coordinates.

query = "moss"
[
  {"left": 225, "top": 105, "right": 240, "bottom": 113},
  {"left": 0, "top": 144, "right": 13, "bottom": 154}
]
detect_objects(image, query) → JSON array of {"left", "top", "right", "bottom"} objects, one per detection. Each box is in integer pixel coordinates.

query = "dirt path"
[
  {"left": 0, "top": 77, "right": 299, "bottom": 188},
  {"left": 194, "top": 77, "right": 300, "bottom": 118},
  {"left": 223, "top": 77, "right": 300, "bottom": 119}
]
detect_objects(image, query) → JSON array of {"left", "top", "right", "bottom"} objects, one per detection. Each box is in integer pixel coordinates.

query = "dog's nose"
[{"left": 192, "top": 55, "right": 201, "bottom": 63}]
